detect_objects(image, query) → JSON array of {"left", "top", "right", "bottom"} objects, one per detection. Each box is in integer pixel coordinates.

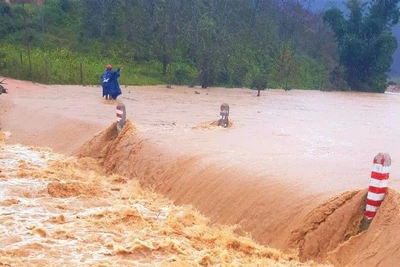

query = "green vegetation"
[
  {"left": 324, "top": 0, "right": 400, "bottom": 93},
  {"left": 0, "top": 43, "right": 191, "bottom": 85},
  {"left": 0, "top": 0, "right": 398, "bottom": 91}
]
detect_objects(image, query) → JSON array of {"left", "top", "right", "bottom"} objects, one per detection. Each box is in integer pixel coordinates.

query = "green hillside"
[{"left": 0, "top": 0, "right": 398, "bottom": 92}]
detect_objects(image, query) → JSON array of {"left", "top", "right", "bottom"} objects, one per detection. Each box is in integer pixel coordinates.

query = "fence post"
[
  {"left": 116, "top": 102, "right": 126, "bottom": 132},
  {"left": 80, "top": 63, "right": 83, "bottom": 85},
  {"left": 69, "top": 62, "right": 72, "bottom": 84},
  {"left": 44, "top": 61, "right": 48, "bottom": 83}
]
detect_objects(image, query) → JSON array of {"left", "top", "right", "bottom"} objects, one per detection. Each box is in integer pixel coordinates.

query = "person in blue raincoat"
[{"left": 100, "top": 64, "right": 122, "bottom": 100}]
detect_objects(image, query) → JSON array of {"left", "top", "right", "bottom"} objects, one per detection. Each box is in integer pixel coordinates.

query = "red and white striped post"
[
  {"left": 116, "top": 102, "right": 126, "bottom": 132},
  {"left": 365, "top": 152, "right": 391, "bottom": 220}
]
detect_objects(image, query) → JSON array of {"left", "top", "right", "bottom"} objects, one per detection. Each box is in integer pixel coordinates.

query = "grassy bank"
[{"left": 0, "top": 44, "right": 198, "bottom": 86}]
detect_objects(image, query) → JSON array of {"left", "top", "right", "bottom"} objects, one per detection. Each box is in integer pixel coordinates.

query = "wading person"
[{"left": 100, "top": 64, "right": 122, "bottom": 100}]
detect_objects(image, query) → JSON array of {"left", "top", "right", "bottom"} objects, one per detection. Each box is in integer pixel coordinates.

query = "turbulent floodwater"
[
  {"left": 1, "top": 135, "right": 318, "bottom": 266},
  {"left": 2, "top": 78, "right": 400, "bottom": 266}
]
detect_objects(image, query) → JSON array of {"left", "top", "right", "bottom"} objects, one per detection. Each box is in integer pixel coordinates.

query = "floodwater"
[
  {"left": 1, "top": 78, "right": 400, "bottom": 266},
  {"left": 1, "top": 142, "right": 315, "bottom": 266},
  {"left": 3, "top": 80, "right": 400, "bottom": 193}
]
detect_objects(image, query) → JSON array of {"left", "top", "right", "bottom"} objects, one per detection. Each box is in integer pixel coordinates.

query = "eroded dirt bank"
[
  {"left": 75, "top": 121, "right": 321, "bottom": 251},
  {"left": 76, "top": 121, "right": 400, "bottom": 266},
  {"left": 289, "top": 187, "right": 400, "bottom": 266}
]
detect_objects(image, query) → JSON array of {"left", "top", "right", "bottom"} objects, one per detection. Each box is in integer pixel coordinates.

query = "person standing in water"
[{"left": 100, "top": 64, "right": 122, "bottom": 100}]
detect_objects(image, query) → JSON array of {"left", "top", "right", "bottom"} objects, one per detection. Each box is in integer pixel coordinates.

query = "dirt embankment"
[
  {"left": 75, "top": 121, "right": 317, "bottom": 250},
  {"left": 75, "top": 121, "right": 400, "bottom": 266},
  {"left": 287, "top": 188, "right": 400, "bottom": 266}
]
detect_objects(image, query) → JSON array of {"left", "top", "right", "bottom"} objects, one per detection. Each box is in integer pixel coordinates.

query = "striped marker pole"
[
  {"left": 365, "top": 153, "right": 391, "bottom": 220},
  {"left": 219, "top": 103, "right": 229, "bottom": 128},
  {"left": 116, "top": 102, "right": 126, "bottom": 132}
]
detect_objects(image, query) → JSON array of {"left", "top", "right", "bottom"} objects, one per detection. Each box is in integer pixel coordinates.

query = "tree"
[
  {"left": 251, "top": 73, "right": 268, "bottom": 97},
  {"left": 4, "top": 0, "right": 43, "bottom": 76},
  {"left": 324, "top": 0, "right": 400, "bottom": 93},
  {"left": 0, "top": 2, "right": 14, "bottom": 40},
  {"left": 150, "top": 0, "right": 179, "bottom": 76},
  {"left": 275, "top": 41, "right": 299, "bottom": 90}
]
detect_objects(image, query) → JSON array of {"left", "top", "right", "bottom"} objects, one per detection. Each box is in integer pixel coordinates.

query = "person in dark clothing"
[{"left": 100, "top": 64, "right": 122, "bottom": 100}]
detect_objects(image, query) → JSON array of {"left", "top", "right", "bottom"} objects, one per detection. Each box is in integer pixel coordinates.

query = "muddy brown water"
[{"left": 2, "top": 78, "right": 400, "bottom": 265}]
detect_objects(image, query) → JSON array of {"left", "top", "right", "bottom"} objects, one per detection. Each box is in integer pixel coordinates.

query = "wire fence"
[{"left": 1, "top": 51, "right": 96, "bottom": 85}]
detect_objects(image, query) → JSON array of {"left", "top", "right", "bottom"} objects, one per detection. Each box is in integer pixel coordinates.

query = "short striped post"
[
  {"left": 365, "top": 153, "right": 391, "bottom": 220},
  {"left": 219, "top": 103, "right": 229, "bottom": 128},
  {"left": 116, "top": 102, "right": 126, "bottom": 132}
]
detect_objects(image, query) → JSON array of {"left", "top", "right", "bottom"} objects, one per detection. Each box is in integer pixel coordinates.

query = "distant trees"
[
  {"left": 1, "top": 0, "right": 340, "bottom": 89},
  {"left": 324, "top": 0, "right": 400, "bottom": 93}
]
